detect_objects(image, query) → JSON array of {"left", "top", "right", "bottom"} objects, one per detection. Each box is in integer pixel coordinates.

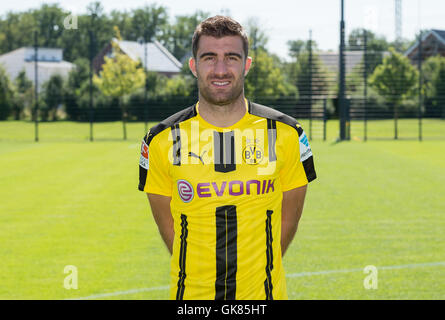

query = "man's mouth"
[{"left": 211, "top": 80, "right": 231, "bottom": 87}]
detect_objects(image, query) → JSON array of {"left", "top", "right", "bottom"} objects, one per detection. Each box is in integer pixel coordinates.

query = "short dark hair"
[{"left": 192, "top": 15, "right": 249, "bottom": 59}]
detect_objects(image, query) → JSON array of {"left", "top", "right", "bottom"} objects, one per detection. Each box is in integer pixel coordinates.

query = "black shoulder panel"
[
  {"left": 249, "top": 100, "right": 316, "bottom": 183},
  {"left": 248, "top": 101, "right": 302, "bottom": 135},
  {"left": 143, "top": 104, "right": 197, "bottom": 145}
]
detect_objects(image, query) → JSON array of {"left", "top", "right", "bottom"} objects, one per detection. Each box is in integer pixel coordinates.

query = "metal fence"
[{"left": 2, "top": 29, "right": 445, "bottom": 142}]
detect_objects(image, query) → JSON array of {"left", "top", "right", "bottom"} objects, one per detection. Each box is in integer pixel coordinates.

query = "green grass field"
[{"left": 0, "top": 120, "right": 444, "bottom": 299}]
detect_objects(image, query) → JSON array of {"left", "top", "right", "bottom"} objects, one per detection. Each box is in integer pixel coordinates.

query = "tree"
[
  {"left": 130, "top": 5, "right": 169, "bottom": 42},
  {"left": 369, "top": 48, "right": 418, "bottom": 139},
  {"left": 64, "top": 58, "right": 89, "bottom": 120},
  {"left": 66, "top": 58, "right": 120, "bottom": 122},
  {"left": 423, "top": 55, "right": 445, "bottom": 118},
  {"left": 93, "top": 26, "right": 145, "bottom": 139},
  {"left": 163, "top": 76, "right": 193, "bottom": 97},
  {"left": 287, "top": 40, "right": 306, "bottom": 59},
  {"left": 0, "top": 11, "right": 35, "bottom": 54},
  {"left": 432, "top": 62, "right": 445, "bottom": 119},
  {"left": 287, "top": 39, "right": 332, "bottom": 99},
  {"left": 245, "top": 18, "right": 268, "bottom": 100},
  {"left": 42, "top": 74, "right": 64, "bottom": 121},
  {"left": 109, "top": 10, "right": 132, "bottom": 40},
  {"left": 243, "top": 18, "right": 296, "bottom": 100},
  {"left": 32, "top": 4, "right": 66, "bottom": 48},
  {"left": 348, "top": 28, "right": 390, "bottom": 76},
  {"left": 348, "top": 29, "right": 388, "bottom": 50},
  {"left": 0, "top": 64, "right": 14, "bottom": 120},
  {"left": 13, "top": 70, "right": 33, "bottom": 120},
  {"left": 246, "top": 17, "right": 269, "bottom": 52},
  {"left": 244, "top": 49, "right": 297, "bottom": 99},
  {"left": 166, "top": 11, "right": 210, "bottom": 61}
]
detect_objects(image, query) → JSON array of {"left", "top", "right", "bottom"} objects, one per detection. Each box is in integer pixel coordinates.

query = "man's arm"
[
  {"left": 147, "top": 193, "right": 174, "bottom": 255},
  {"left": 281, "top": 185, "right": 307, "bottom": 257}
]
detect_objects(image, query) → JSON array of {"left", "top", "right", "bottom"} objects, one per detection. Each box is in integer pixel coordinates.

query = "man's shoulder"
[
  {"left": 143, "top": 104, "right": 197, "bottom": 145},
  {"left": 248, "top": 101, "right": 303, "bottom": 135}
]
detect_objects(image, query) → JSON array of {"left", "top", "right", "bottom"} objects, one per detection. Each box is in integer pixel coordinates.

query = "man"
[{"left": 138, "top": 15, "right": 316, "bottom": 300}]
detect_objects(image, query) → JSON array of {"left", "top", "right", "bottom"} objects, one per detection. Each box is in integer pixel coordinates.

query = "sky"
[{"left": 1, "top": 0, "right": 445, "bottom": 60}]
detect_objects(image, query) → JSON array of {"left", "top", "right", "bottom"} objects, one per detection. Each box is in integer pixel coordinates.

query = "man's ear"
[
  {"left": 244, "top": 56, "right": 253, "bottom": 76},
  {"left": 189, "top": 57, "right": 197, "bottom": 78}
]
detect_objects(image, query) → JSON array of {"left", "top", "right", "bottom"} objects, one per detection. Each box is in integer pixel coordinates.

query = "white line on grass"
[
  {"left": 69, "top": 261, "right": 445, "bottom": 300},
  {"left": 66, "top": 285, "right": 169, "bottom": 300},
  {"left": 286, "top": 261, "right": 445, "bottom": 278}
]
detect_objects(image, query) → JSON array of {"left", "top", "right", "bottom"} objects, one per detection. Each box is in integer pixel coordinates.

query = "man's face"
[{"left": 189, "top": 35, "right": 252, "bottom": 106}]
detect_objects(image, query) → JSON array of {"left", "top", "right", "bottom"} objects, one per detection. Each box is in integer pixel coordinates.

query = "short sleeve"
[
  {"left": 279, "top": 126, "right": 316, "bottom": 192},
  {"left": 138, "top": 132, "right": 172, "bottom": 197}
]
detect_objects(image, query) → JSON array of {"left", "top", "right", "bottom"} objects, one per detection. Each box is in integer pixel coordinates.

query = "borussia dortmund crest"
[{"left": 243, "top": 142, "right": 264, "bottom": 165}]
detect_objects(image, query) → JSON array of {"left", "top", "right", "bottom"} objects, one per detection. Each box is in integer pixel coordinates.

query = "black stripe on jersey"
[
  {"left": 249, "top": 100, "right": 301, "bottom": 128},
  {"left": 176, "top": 214, "right": 188, "bottom": 300},
  {"left": 214, "top": 132, "right": 224, "bottom": 167},
  {"left": 249, "top": 101, "right": 317, "bottom": 183},
  {"left": 171, "top": 123, "right": 181, "bottom": 166},
  {"left": 138, "top": 132, "right": 150, "bottom": 191},
  {"left": 213, "top": 131, "right": 236, "bottom": 173},
  {"left": 295, "top": 126, "right": 317, "bottom": 182},
  {"left": 302, "top": 156, "right": 316, "bottom": 182},
  {"left": 147, "top": 105, "right": 197, "bottom": 140},
  {"left": 264, "top": 210, "right": 274, "bottom": 300},
  {"left": 215, "top": 205, "right": 237, "bottom": 300},
  {"left": 138, "top": 105, "right": 197, "bottom": 191},
  {"left": 267, "top": 119, "right": 277, "bottom": 162}
]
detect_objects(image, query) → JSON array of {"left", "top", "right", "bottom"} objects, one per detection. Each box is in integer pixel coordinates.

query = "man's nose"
[{"left": 213, "top": 59, "right": 229, "bottom": 76}]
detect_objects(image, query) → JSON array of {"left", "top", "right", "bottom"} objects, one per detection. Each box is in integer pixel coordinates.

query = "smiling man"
[{"left": 138, "top": 16, "right": 316, "bottom": 300}]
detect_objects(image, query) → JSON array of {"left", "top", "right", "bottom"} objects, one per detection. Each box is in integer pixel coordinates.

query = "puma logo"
[{"left": 188, "top": 150, "right": 206, "bottom": 165}]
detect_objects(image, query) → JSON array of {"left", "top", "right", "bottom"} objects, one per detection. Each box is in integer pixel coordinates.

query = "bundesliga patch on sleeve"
[
  {"left": 299, "top": 131, "right": 313, "bottom": 162},
  {"left": 139, "top": 140, "right": 149, "bottom": 170}
]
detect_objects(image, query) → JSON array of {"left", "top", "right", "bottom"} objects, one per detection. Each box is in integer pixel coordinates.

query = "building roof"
[
  {"left": 0, "top": 46, "right": 74, "bottom": 93},
  {"left": 23, "top": 60, "right": 74, "bottom": 69},
  {"left": 432, "top": 29, "right": 445, "bottom": 43},
  {"left": 405, "top": 29, "right": 445, "bottom": 57},
  {"left": 317, "top": 51, "right": 364, "bottom": 74},
  {"left": 113, "top": 39, "right": 182, "bottom": 73},
  {"left": 0, "top": 47, "right": 66, "bottom": 62}
]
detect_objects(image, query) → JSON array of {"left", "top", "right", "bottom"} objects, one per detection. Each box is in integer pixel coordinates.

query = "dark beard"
[{"left": 198, "top": 77, "right": 244, "bottom": 106}]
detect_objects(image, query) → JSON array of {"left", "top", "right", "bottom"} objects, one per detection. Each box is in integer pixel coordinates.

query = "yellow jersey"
[{"left": 138, "top": 99, "right": 316, "bottom": 300}]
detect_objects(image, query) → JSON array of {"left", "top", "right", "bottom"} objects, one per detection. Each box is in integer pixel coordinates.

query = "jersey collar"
[{"left": 195, "top": 98, "right": 249, "bottom": 130}]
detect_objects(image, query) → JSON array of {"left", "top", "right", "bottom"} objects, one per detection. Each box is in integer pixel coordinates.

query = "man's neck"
[{"left": 198, "top": 95, "right": 247, "bottom": 128}]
